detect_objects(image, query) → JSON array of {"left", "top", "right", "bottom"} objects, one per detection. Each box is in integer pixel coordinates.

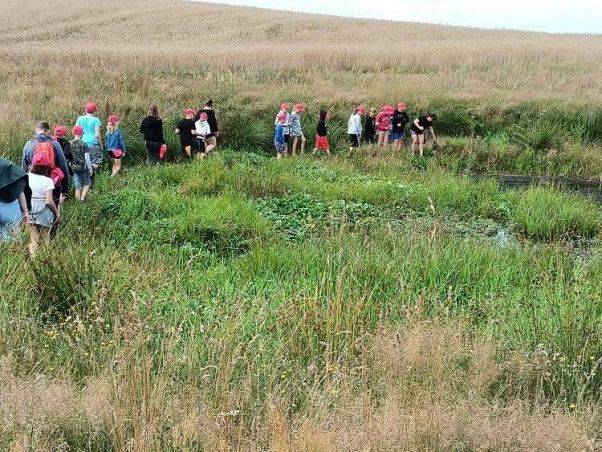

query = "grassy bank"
[{"left": 1, "top": 154, "right": 600, "bottom": 449}]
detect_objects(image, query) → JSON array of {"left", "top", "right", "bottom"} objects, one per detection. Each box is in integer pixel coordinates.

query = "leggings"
[{"left": 145, "top": 141, "right": 162, "bottom": 164}]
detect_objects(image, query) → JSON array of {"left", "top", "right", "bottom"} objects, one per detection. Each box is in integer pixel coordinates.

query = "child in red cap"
[
  {"left": 289, "top": 103, "right": 306, "bottom": 155},
  {"left": 105, "top": 115, "right": 126, "bottom": 176},
  {"left": 75, "top": 102, "right": 103, "bottom": 173},
  {"left": 274, "top": 112, "right": 288, "bottom": 159},
  {"left": 70, "top": 125, "right": 92, "bottom": 201},
  {"left": 175, "top": 108, "right": 197, "bottom": 161},
  {"left": 193, "top": 112, "right": 213, "bottom": 159},
  {"left": 275, "top": 103, "right": 291, "bottom": 155},
  {"left": 375, "top": 106, "right": 393, "bottom": 148},
  {"left": 52, "top": 125, "right": 73, "bottom": 174},
  {"left": 313, "top": 109, "right": 330, "bottom": 156},
  {"left": 27, "top": 152, "right": 60, "bottom": 256}
]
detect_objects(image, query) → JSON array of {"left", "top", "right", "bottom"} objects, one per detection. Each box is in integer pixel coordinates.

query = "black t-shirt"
[
  {"left": 391, "top": 110, "right": 409, "bottom": 133},
  {"left": 139, "top": 116, "right": 165, "bottom": 143},
  {"left": 411, "top": 116, "right": 434, "bottom": 133},
  {"left": 316, "top": 119, "right": 327, "bottom": 137},
  {"left": 177, "top": 119, "right": 196, "bottom": 145}
]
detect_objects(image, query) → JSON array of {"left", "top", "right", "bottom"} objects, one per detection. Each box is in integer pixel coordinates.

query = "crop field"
[{"left": 0, "top": 0, "right": 601, "bottom": 450}]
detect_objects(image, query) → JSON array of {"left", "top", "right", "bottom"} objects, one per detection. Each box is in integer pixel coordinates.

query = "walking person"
[
  {"left": 196, "top": 100, "right": 219, "bottom": 152},
  {"left": 193, "top": 112, "right": 213, "bottom": 159},
  {"left": 53, "top": 125, "right": 73, "bottom": 169},
  {"left": 27, "top": 153, "right": 60, "bottom": 257},
  {"left": 410, "top": 113, "right": 438, "bottom": 157},
  {"left": 347, "top": 106, "right": 364, "bottom": 152},
  {"left": 139, "top": 104, "right": 165, "bottom": 165},
  {"left": 275, "top": 103, "right": 291, "bottom": 155},
  {"left": 0, "top": 158, "right": 29, "bottom": 242},
  {"left": 289, "top": 103, "right": 306, "bottom": 156},
  {"left": 176, "top": 108, "right": 197, "bottom": 161},
  {"left": 312, "top": 109, "right": 330, "bottom": 156},
  {"left": 69, "top": 126, "right": 93, "bottom": 201},
  {"left": 375, "top": 106, "right": 392, "bottom": 148},
  {"left": 105, "top": 115, "right": 126, "bottom": 176},
  {"left": 391, "top": 103, "right": 409, "bottom": 152},
  {"left": 274, "top": 112, "right": 288, "bottom": 159},
  {"left": 75, "top": 102, "right": 103, "bottom": 176},
  {"left": 363, "top": 107, "right": 376, "bottom": 145},
  {"left": 21, "top": 122, "right": 69, "bottom": 209}
]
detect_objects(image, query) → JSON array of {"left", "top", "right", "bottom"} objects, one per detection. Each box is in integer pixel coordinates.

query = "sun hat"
[
  {"left": 53, "top": 125, "right": 67, "bottom": 138},
  {"left": 85, "top": 102, "right": 98, "bottom": 114}
]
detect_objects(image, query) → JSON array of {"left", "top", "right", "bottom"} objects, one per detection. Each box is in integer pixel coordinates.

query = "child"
[
  {"left": 313, "top": 109, "right": 330, "bottom": 155},
  {"left": 347, "top": 106, "right": 364, "bottom": 152},
  {"left": 275, "top": 103, "right": 291, "bottom": 155},
  {"left": 194, "top": 112, "right": 212, "bottom": 159},
  {"left": 375, "top": 106, "right": 393, "bottom": 148},
  {"left": 175, "top": 108, "right": 197, "bottom": 161},
  {"left": 410, "top": 113, "right": 438, "bottom": 157},
  {"left": 363, "top": 107, "right": 377, "bottom": 144},
  {"left": 289, "top": 103, "right": 306, "bottom": 156},
  {"left": 105, "top": 115, "right": 126, "bottom": 176},
  {"left": 27, "top": 153, "right": 60, "bottom": 256},
  {"left": 70, "top": 125, "right": 93, "bottom": 201},
  {"left": 53, "top": 125, "right": 73, "bottom": 169},
  {"left": 274, "top": 112, "right": 287, "bottom": 159}
]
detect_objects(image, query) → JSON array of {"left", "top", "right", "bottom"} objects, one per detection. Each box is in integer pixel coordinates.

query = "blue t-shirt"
[{"left": 76, "top": 115, "right": 102, "bottom": 146}]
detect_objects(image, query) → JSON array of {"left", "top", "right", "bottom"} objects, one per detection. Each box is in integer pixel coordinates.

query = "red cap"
[
  {"left": 276, "top": 112, "right": 287, "bottom": 123},
  {"left": 357, "top": 105, "right": 367, "bottom": 115},
  {"left": 294, "top": 103, "right": 305, "bottom": 112},
  {"left": 383, "top": 105, "right": 395, "bottom": 114},
  {"left": 32, "top": 152, "right": 50, "bottom": 166},
  {"left": 397, "top": 102, "right": 406, "bottom": 110},
  {"left": 108, "top": 114, "right": 120, "bottom": 125},
  {"left": 53, "top": 125, "right": 67, "bottom": 137},
  {"left": 280, "top": 103, "right": 290, "bottom": 110},
  {"left": 72, "top": 125, "right": 84, "bottom": 136},
  {"left": 183, "top": 108, "right": 196, "bottom": 116},
  {"left": 85, "top": 102, "right": 98, "bottom": 114},
  {"left": 199, "top": 112, "right": 208, "bottom": 121}
]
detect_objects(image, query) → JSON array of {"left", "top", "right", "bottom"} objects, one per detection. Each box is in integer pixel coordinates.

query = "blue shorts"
[
  {"left": 72, "top": 170, "right": 91, "bottom": 189},
  {"left": 390, "top": 132, "right": 405, "bottom": 142},
  {"left": 275, "top": 142, "right": 286, "bottom": 155}
]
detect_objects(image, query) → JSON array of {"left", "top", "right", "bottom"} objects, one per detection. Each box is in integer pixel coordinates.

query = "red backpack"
[{"left": 33, "top": 139, "right": 64, "bottom": 184}]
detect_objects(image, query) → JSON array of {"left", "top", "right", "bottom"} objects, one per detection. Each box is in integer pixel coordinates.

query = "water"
[{"left": 194, "top": 0, "right": 602, "bottom": 34}]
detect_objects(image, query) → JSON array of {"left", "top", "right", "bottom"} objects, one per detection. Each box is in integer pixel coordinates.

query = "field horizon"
[{"left": 0, "top": 1, "right": 600, "bottom": 450}]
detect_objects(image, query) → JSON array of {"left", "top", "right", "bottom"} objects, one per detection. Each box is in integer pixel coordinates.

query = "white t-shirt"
[
  {"left": 195, "top": 120, "right": 211, "bottom": 138},
  {"left": 28, "top": 173, "right": 54, "bottom": 213}
]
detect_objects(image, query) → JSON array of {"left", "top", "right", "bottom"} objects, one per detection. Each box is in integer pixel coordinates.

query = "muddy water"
[{"left": 496, "top": 174, "right": 602, "bottom": 203}]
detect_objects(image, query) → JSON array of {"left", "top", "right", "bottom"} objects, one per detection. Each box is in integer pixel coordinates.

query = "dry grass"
[{"left": 0, "top": 322, "right": 597, "bottom": 450}]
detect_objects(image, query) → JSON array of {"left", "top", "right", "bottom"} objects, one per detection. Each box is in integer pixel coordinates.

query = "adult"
[
  {"left": 75, "top": 102, "right": 103, "bottom": 172},
  {"left": 347, "top": 106, "right": 364, "bottom": 152},
  {"left": 289, "top": 103, "right": 306, "bottom": 155},
  {"left": 410, "top": 113, "right": 438, "bottom": 157},
  {"left": 21, "top": 122, "right": 69, "bottom": 207},
  {"left": 139, "top": 104, "right": 165, "bottom": 164},
  {"left": 0, "top": 158, "right": 29, "bottom": 242},
  {"left": 391, "top": 102, "right": 409, "bottom": 152},
  {"left": 363, "top": 107, "right": 376, "bottom": 145},
  {"left": 375, "top": 106, "right": 392, "bottom": 148},
  {"left": 196, "top": 100, "right": 219, "bottom": 153}
]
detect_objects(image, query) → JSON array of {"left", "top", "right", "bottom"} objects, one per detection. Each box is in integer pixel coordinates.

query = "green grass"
[{"left": 0, "top": 151, "right": 600, "bottom": 448}]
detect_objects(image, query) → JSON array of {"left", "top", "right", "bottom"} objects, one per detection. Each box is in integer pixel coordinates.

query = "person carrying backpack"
[{"left": 21, "top": 122, "right": 69, "bottom": 208}]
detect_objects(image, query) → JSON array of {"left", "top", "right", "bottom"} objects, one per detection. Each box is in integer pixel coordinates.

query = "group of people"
[
  {"left": 274, "top": 102, "right": 438, "bottom": 159},
  {"left": 0, "top": 98, "right": 438, "bottom": 256}
]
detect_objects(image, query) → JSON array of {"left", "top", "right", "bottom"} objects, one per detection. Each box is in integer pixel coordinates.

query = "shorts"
[
  {"left": 390, "top": 132, "right": 405, "bottom": 141},
  {"left": 275, "top": 141, "right": 286, "bottom": 155},
  {"left": 108, "top": 149, "right": 124, "bottom": 159},
  {"left": 72, "top": 170, "right": 91, "bottom": 189},
  {"left": 205, "top": 135, "right": 217, "bottom": 147},
  {"left": 88, "top": 144, "right": 103, "bottom": 166},
  {"left": 315, "top": 135, "right": 329, "bottom": 150},
  {"left": 410, "top": 127, "right": 424, "bottom": 135},
  {"left": 30, "top": 206, "right": 55, "bottom": 229},
  {"left": 348, "top": 134, "right": 360, "bottom": 147}
]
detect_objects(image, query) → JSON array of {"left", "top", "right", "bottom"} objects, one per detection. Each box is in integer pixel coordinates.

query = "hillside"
[
  {"left": 0, "top": 0, "right": 601, "bottom": 170},
  {"left": 0, "top": 1, "right": 601, "bottom": 449}
]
